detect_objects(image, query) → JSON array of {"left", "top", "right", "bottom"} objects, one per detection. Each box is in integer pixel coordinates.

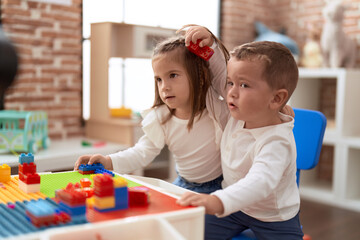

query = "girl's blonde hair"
[{"left": 151, "top": 26, "right": 229, "bottom": 130}]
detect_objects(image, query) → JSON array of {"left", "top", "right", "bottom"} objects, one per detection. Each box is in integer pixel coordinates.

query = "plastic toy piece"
[
  {"left": 0, "top": 164, "right": 11, "bottom": 182},
  {"left": 94, "top": 168, "right": 115, "bottom": 177},
  {"left": 129, "top": 186, "right": 150, "bottom": 206},
  {"left": 187, "top": 39, "right": 214, "bottom": 61},
  {"left": 25, "top": 199, "right": 71, "bottom": 227},
  {"left": 18, "top": 159, "right": 41, "bottom": 193},
  {"left": 80, "top": 178, "right": 92, "bottom": 188},
  {"left": 110, "top": 106, "right": 132, "bottom": 118},
  {"left": 90, "top": 174, "right": 129, "bottom": 212},
  {"left": 78, "top": 163, "right": 105, "bottom": 175},
  {"left": 19, "top": 153, "right": 34, "bottom": 164},
  {"left": 56, "top": 183, "right": 87, "bottom": 217},
  {"left": 56, "top": 183, "right": 87, "bottom": 206}
]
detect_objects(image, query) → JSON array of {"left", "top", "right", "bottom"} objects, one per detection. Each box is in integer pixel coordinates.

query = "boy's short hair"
[{"left": 230, "top": 41, "right": 298, "bottom": 101}]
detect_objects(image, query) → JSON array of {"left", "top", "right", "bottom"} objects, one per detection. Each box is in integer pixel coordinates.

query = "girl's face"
[{"left": 152, "top": 52, "right": 191, "bottom": 119}]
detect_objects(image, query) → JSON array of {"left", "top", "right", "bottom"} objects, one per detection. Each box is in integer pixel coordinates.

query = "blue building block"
[
  {"left": 114, "top": 186, "right": 128, "bottom": 209},
  {"left": 26, "top": 199, "right": 55, "bottom": 217},
  {"left": 19, "top": 153, "right": 34, "bottom": 164},
  {"left": 58, "top": 202, "right": 86, "bottom": 216},
  {"left": 78, "top": 163, "right": 104, "bottom": 172},
  {"left": 94, "top": 168, "right": 115, "bottom": 177}
]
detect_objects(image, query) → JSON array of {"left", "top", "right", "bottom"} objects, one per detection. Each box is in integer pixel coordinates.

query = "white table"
[{"left": 0, "top": 137, "right": 127, "bottom": 172}]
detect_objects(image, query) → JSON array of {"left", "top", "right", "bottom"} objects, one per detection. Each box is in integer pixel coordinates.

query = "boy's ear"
[{"left": 270, "top": 89, "right": 288, "bottom": 109}]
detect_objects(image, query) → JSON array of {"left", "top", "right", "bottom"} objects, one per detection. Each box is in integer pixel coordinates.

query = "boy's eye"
[
  {"left": 226, "top": 81, "right": 233, "bottom": 86},
  {"left": 170, "top": 73, "right": 178, "bottom": 78},
  {"left": 240, "top": 83, "right": 248, "bottom": 88}
]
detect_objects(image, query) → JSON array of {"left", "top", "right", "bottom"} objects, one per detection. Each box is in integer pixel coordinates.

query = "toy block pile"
[
  {"left": 55, "top": 182, "right": 87, "bottom": 220},
  {"left": 25, "top": 199, "right": 71, "bottom": 228},
  {"left": 89, "top": 174, "right": 128, "bottom": 212},
  {"left": 18, "top": 153, "right": 40, "bottom": 193},
  {"left": 78, "top": 163, "right": 109, "bottom": 175}
]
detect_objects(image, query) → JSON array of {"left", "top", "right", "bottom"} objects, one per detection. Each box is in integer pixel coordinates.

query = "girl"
[{"left": 74, "top": 25, "right": 230, "bottom": 194}]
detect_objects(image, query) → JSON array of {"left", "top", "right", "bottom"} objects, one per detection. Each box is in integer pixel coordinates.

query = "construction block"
[
  {"left": 129, "top": 186, "right": 150, "bottom": 206},
  {"left": 26, "top": 199, "right": 55, "bottom": 217},
  {"left": 94, "top": 168, "right": 115, "bottom": 177},
  {"left": 20, "top": 172, "right": 40, "bottom": 184},
  {"left": 0, "top": 164, "right": 11, "bottom": 182},
  {"left": 80, "top": 178, "right": 91, "bottom": 188},
  {"left": 55, "top": 183, "right": 87, "bottom": 206},
  {"left": 78, "top": 163, "right": 104, "bottom": 175},
  {"left": 114, "top": 186, "right": 128, "bottom": 209},
  {"left": 19, "top": 153, "right": 34, "bottom": 164},
  {"left": 18, "top": 180, "right": 40, "bottom": 193},
  {"left": 94, "top": 196, "right": 115, "bottom": 209},
  {"left": 26, "top": 199, "right": 71, "bottom": 227},
  {"left": 58, "top": 202, "right": 86, "bottom": 216},
  {"left": 113, "top": 178, "right": 127, "bottom": 188},
  {"left": 93, "top": 174, "right": 114, "bottom": 197},
  {"left": 19, "top": 162, "right": 37, "bottom": 175}
]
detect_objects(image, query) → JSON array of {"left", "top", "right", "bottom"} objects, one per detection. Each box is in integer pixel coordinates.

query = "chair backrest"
[{"left": 293, "top": 108, "right": 327, "bottom": 186}]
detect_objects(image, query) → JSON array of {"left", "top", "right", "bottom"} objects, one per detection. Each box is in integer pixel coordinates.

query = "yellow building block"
[
  {"left": 94, "top": 196, "right": 115, "bottom": 209},
  {"left": 113, "top": 178, "right": 127, "bottom": 188},
  {"left": 0, "top": 164, "right": 11, "bottom": 182}
]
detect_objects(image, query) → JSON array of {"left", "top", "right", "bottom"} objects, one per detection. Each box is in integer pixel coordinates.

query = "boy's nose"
[{"left": 228, "top": 87, "right": 237, "bottom": 98}]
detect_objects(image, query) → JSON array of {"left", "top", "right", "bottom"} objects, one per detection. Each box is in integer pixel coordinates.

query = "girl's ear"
[{"left": 270, "top": 89, "right": 288, "bottom": 110}]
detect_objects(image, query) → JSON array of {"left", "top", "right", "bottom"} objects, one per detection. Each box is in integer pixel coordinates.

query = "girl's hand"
[
  {"left": 281, "top": 104, "right": 295, "bottom": 117},
  {"left": 74, "top": 154, "right": 113, "bottom": 170},
  {"left": 176, "top": 192, "right": 224, "bottom": 215},
  {"left": 179, "top": 25, "right": 214, "bottom": 48}
]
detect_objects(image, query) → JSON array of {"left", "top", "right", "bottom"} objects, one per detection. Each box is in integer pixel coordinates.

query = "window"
[{"left": 82, "top": 0, "right": 221, "bottom": 119}]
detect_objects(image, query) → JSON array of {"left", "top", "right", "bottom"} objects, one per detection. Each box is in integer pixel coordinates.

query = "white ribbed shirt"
[
  {"left": 109, "top": 43, "right": 229, "bottom": 183},
  {"left": 212, "top": 113, "right": 300, "bottom": 221}
]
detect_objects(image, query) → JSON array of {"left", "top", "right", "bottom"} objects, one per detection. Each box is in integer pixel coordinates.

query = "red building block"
[
  {"left": 187, "top": 39, "right": 214, "bottom": 61},
  {"left": 93, "top": 174, "right": 114, "bottom": 197},
  {"left": 19, "top": 162, "right": 36, "bottom": 175},
  {"left": 129, "top": 186, "right": 150, "bottom": 206}
]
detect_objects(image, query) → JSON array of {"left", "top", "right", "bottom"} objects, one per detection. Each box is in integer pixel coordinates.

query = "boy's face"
[
  {"left": 152, "top": 52, "right": 191, "bottom": 119},
  {"left": 226, "top": 58, "right": 276, "bottom": 129}
]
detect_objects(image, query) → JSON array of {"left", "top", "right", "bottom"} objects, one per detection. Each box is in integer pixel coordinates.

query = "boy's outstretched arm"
[{"left": 177, "top": 192, "right": 224, "bottom": 215}]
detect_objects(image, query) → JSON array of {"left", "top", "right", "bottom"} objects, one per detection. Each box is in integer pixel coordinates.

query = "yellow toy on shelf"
[{"left": 110, "top": 106, "right": 132, "bottom": 118}]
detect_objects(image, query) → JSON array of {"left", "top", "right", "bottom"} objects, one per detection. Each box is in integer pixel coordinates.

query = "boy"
[{"left": 177, "top": 41, "right": 303, "bottom": 239}]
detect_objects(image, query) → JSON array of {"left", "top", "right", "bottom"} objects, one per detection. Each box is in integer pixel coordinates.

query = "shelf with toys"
[{"left": 290, "top": 67, "right": 360, "bottom": 212}]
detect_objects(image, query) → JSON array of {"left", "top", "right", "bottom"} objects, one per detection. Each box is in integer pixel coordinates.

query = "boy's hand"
[
  {"left": 74, "top": 154, "right": 113, "bottom": 170},
  {"left": 176, "top": 192, "right": 224, "bottom": 215},
  {"left": 281, "top": 104, "right": 295, "bottom": 117},
  {"left": 182, "top": 25, "right": 214, "bottom": 48}
]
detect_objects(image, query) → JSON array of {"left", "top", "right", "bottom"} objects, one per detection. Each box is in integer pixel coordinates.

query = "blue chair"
[{"left": 233, "top": 108, "right": 327, "bottom": 240}]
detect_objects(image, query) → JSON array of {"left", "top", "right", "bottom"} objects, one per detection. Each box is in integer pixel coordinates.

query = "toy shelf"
[{"left": 291, "top": 68, "right": 360, "bottom": 212}]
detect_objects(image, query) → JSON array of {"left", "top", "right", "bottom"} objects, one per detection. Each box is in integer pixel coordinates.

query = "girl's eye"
[
  {"left": 155, "top": 77, "right": 162, "bottom": 82},
  {"left": 240, "top": 83, "right": 248, "bottom": 88},
  {"left": 226, "top": 81, "right": 233, "bottom": 86},
  {"left": 170, "top": 73, "right": 178, "bottom": 78}
]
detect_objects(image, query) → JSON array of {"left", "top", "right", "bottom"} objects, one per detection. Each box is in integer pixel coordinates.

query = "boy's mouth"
[{"left": 228, "top": 102, "right": 237, "bottom": 109}]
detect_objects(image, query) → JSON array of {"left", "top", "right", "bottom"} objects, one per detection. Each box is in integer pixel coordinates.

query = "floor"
[{"left": 300, "top": 199, "right": 360, "bottom": 240}]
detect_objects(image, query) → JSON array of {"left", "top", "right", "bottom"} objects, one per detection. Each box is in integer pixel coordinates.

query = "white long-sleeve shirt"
[
  {"left": 212, "top": 113, "right": 300, "bottom": 222},
  {"left": 109, "top": 43, "right": 229, "bottom": 183}
]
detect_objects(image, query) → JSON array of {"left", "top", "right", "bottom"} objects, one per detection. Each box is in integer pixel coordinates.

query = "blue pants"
[
  {"left": 205, "top": 211, "right": 303, "bottom": 240},
  {"left": 172, "top": 174, "right": 223, "bottom": 194}
]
